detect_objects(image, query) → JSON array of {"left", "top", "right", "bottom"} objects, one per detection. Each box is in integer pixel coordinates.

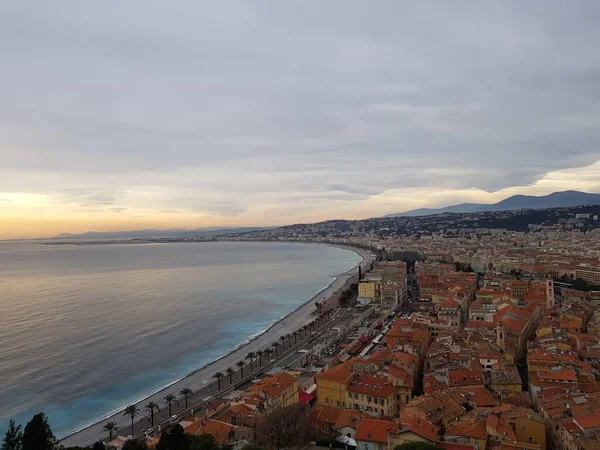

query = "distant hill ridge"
[
  {"left": 53, "top": 227, "right": 272, "bottom": 240},
  {"left": 386, "top": 190, "right": 600, "bottom": 217}
]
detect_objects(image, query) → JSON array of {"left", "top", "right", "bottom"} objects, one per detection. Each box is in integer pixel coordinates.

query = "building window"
[
  {"left": 528, "top": 437, "right": 534, "bottom": 443},
  {"left": 522, "top": 425, "right": 526, "bottom": 431},
  {"left": 337, "top": 400, "right": 340, "bottom": 406}
]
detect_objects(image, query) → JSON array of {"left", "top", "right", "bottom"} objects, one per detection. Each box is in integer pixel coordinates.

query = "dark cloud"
[{"left": 0, "top": 1, "right": 599, "bottom": 218}]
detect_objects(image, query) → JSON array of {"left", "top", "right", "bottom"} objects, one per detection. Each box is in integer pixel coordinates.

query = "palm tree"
[
  {"left": 123, "top": 405, "right": 139, "bottom": 437},
  {"left": 246, "top": 352, "right": 256, "bottom": 372},
  {"left": 213, "top": 371, "right": 224, "bottom": 390},
  {"left": 279, "top": 335, "right": 286, "bottom": 351},
  {"left": 236, "top": 360, "right": 246, "bottom": 377},
  {"left": 293, "top": 331, "right": 298, "bottom": 345},
  {"left": 256, "top": 350, "right": 264, "bottom": 367},
  {"left": 163, "top": 394, "right": 176, "bottom": 417},
  {"left": 145, "top": 401, "right": 160, "bottom": 427},
  {"left": 180, "top": 387, "right": 193, "bottom": 408},
  {"left": 226, "top": 367, "right": 235, "bottom": 384},
  {"left": 102, "top": 421, "right": 119, "bottom": 442},
  {"left": 272, "top": 342, "right": 279, "bottom": 357},
  {"left": 286, "top": 333, "right": 292, "bottom": 347}
]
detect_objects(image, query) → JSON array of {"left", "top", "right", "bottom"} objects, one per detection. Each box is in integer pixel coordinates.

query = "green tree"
[
  {"left": 122, "top": 439, "right": 148, "bottom": 450},
  {"left": 241, "top": 445, "right": 264, "bottom": 450},
  {"left": 144, "top": 401, "right": 160, "bottom": 427},
  {"left": 225, "top": 367, "right": 235, "bottom": 385},
  {"left": 22, "top": 413, "right": 58, "bottom": 450},
  {"left": 236, "top": 360, "right": 245, "bottom": 378},
  {"left": 2, "top": 420, "right": 23, "bottom": 450},
  {"left": 255, "top": 350, "right": 264, "bottom": 367},
  {"left": 245, "top": 352, "right": 255, "bottom": 372},
  {"left": 179, "top": 388, "right": 193, "bottom": 409},
  {"left": 92, "top": 441, "right": 106, "bottom": 450},
  {"left": 279, "top": 336, "right": 286, "bottom": 351},
  {"left": 102, "top": 422, "right": 119, "bottom": 442},
  {"left": 213, "top": 372, "right": 224, "bottom": 391},
  {"left": 123, "top": 405, "right": 140, "bottom": 436},
  {"left": 163, "top": 394, "right": 176, "bottom": 418},
  {"left": 256, "top": 404, "right": 311, "bottom": 450},
  {"left": 156, "top": 424, "right": 187, "bottom": 450},
  {"left": 393, "top": 443, "right": 442, "bottom": 450},
  {"left": 187, "top": 434, "right": 219, "bottom": 450}
]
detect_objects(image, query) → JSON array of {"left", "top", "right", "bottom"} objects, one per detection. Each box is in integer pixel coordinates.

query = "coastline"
[{"left": 60, "top": 242, "right": 371, "bottom": 447}]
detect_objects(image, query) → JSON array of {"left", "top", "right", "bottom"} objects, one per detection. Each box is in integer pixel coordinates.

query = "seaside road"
[{"left": 60, "top": 246, "right": 372, "bottom": 447}]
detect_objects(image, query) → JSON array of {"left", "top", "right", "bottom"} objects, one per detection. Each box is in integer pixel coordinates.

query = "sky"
[{"left": 1, "top": 1, "right": 600, "bottom": 239}]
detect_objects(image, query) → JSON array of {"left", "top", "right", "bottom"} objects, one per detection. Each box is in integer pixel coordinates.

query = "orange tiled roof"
[
  {"left": 356, "top": 419, "right": 399, "bottom": 443},
  {"left": 446, "top": 418, "right": 487, "bottom": 439},
  {"left": 317, "top": 363, "right": 354, "bottom": 384},
  {"left": 312, "top": 405, "right": 342, "bottom": 425},
  {"left": 538, "top": 368, "right": 577, "bottom": 382},
  {"left": 248, "top": 371, "right": 297, "bottom": 399},
  {"left": 187, "top": 419, "right": 249, "bottom": 445},
  {"left": 400, "top": 417, "right": 439, "bottom": 442},
  {"left": 440, "top": 299, "right": 461, "bottom": 309},
  {"left": 334, "top": 410, "right": 367, "bottom": 431},
  {"left": 574, "top": 414, "right": 600, "bottom": 429},
  {"left": 457, "top": 386, "right": 497, "bottom": 407},
  {"left": 347, "top": 375, "right": 395, "bottom": 398}
]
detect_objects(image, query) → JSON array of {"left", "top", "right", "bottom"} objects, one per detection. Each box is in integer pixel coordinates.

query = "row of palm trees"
[
  {"left": 110, "top": 387, "right": 195, "bottom": 440},
  {"left": 106, "top": 313, "right": 333, "bottom": 441},
  {"left": 212, "top": 312, "right": 333, "bottom": 392}
]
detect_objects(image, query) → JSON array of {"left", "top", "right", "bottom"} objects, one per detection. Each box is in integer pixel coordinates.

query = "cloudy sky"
[{"left": 1, "top": 1, "right": 600, "bottom": 238}]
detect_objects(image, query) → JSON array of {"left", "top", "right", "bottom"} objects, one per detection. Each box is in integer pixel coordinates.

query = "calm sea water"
[{"left": 0, "top": 241, "right": 361, "bottom": 437}]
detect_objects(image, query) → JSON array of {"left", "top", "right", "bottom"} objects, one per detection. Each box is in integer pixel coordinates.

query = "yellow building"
[
  {"left": 505, "top": 280, "right": 530, "bottom": 300},
  {"left": 512, "top": 415, "right": 546, "bottom": 450},
  {"left": 359, "top": 281, "right": 377, "bottom": 300},
  {"left": 247, "top": 371, "right": 299, "bottom": 410},
  {"left": 316, "top": 364, "right": 397, "bottom": 416},
  {"left": 476, "top": 289, "right": 497, "bottom": 302},
  {"left": 346, "top": 375, "right": 396, "bottom": 416},
  {"left": 316, "top": 364, "right": 353, "bottom": 409},
  {"left": 502, "top": 407, "right": 547, "bottom": 450}
]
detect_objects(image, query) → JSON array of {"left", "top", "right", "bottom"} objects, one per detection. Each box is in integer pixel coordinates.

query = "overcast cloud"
[{"left": 1, "top": 1, "right": 600, "bottom": 237}]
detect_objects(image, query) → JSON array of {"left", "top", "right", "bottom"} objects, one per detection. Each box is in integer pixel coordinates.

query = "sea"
[{"left": 0, "top": 240, "right": 361, "bottom": 438}]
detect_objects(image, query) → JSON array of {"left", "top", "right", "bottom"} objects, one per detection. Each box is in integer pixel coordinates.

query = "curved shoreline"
[{"left": 60, "top": 242, "right": 371, "bottom": 446}]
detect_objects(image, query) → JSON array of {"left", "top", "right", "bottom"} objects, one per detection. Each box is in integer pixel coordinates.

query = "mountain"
[
  {"left": 386, "top": 190, "right": 600, "bottom": 217},
  {"left": 52, "top": 227, "right": 272, "bottom": 240}
]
